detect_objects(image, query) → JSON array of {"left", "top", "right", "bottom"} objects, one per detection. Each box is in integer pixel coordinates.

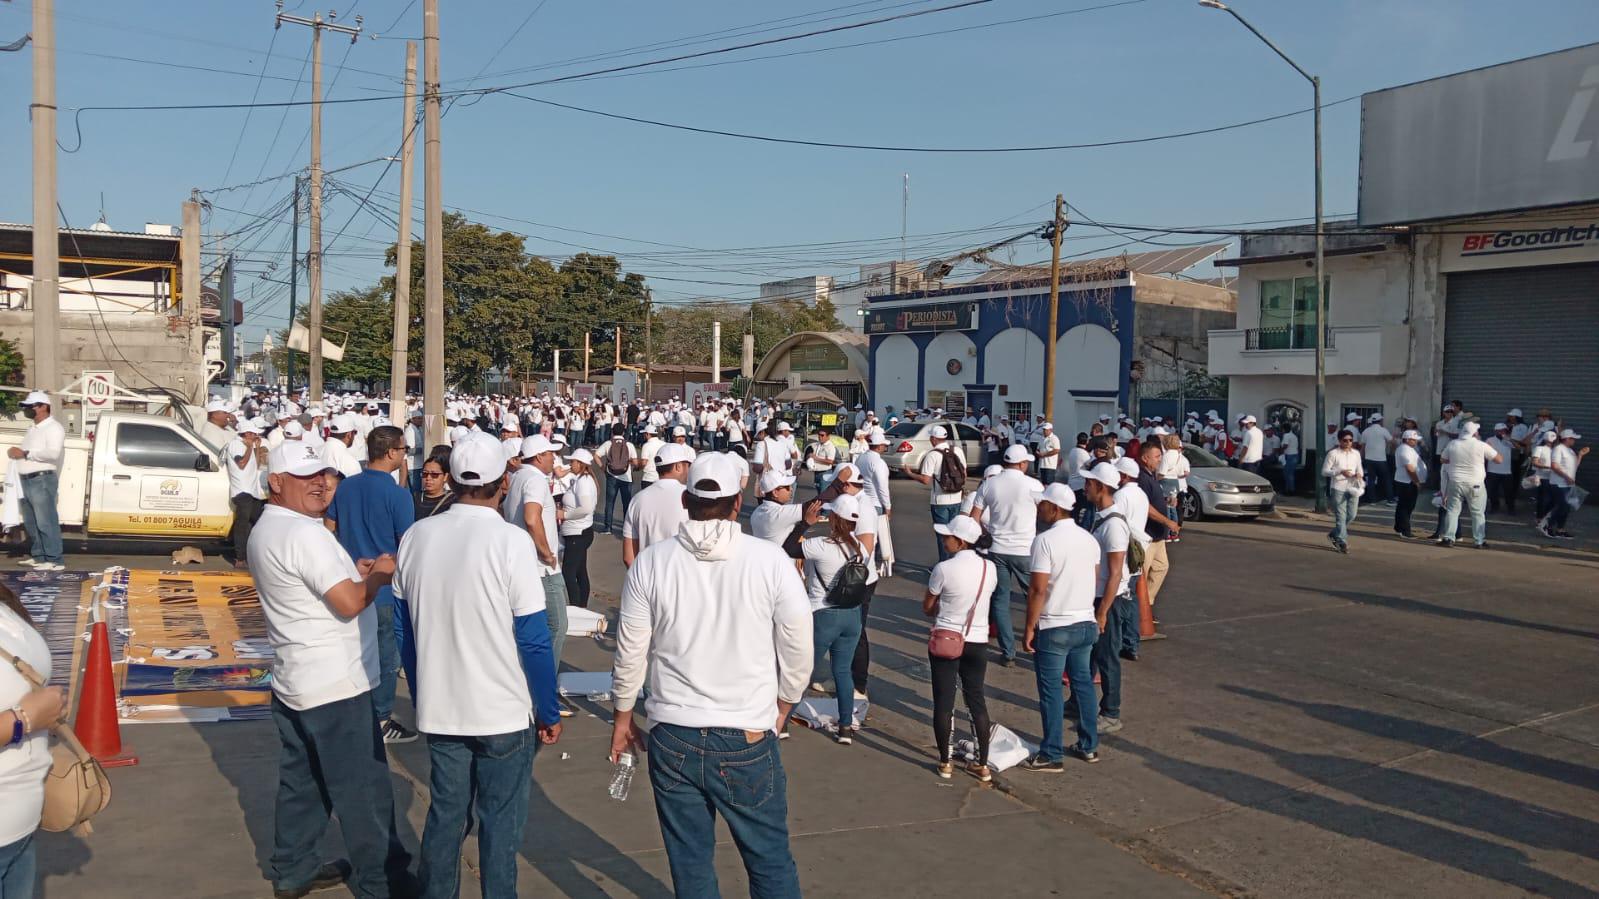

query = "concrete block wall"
[{"left": 0, "top": 311, "right": 204, "bottom": 398}]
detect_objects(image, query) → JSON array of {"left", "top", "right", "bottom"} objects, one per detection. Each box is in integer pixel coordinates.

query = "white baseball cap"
[
  {"left": 1114, "top": 457, "right": 1141, "bottom": 478},
  {"left": 520, "top": 434, "right": 556, "bottom": 459},
  {"left": 1346, "top": 412, "right": 1362, "bottom": 422},
  {"left": 1402, "top": 429, "right": 1422, "bottom": 441},
  {"left": 929, "top": 425, "right": 949, "bottom": 439},
  {"left": 685, "top": 453, "right": 744, "bottom": 498},
  {"left": 835, "top": 464, "right": 865, "bottom": 486},
  {"left": 21, "top": 390, "right": 50, "bottom": 406},
  {"left": 983, "top": 464, "right": 1003, "bottom": 480},
  {"left": 1040, "top": 482, "right": 1076, "bottom": 511},
  {"left": 282, "top": 420, "right": 305, "bottom": 438},
  {"left": 1086, "top": 462, "right": 1121, "bottom": 488},
  {"left": 824, "top": 493, "right": 863, "bottom": 522},
  {"left": 777, "top": 421, "right": 793, "bottom": 432},
  {"left": 644, "top": 424, "right": 658, "bottom": 434},
  {"left": 1243, "top": 415, "right": 1257, "bottom": 424},
  {"left": 237, "top": 418, "right": 263, "bottom": 435},
  {"left": 932, "top": 514, "right": 983, "bottom": 545},
  {"left": 205, "top": 399, "right": 230, "bottom": 413},
  {"left": 1508, "top": 408, "right": 1523, "bottom": 417},
  {"left": 451, "top": 435, "right": 508, "bottom": 486},
  {"left": 1493, "top": 421, "right": 1509, "bottom": 432},
  {"left": 1040, "top": 422, "right": 1054, "bottom": 431},
  {"left": 671, "top": 425, "right": 687, "bottom": 437},
  {"left": 1003, "top": 444, "right": 1034, "bottom": 464},
  {"left": 269, "top": 441, "right": 331, "bottom": 477},
  {"left": 1560, "top": 428, "right": 1582, "bottom": 439},
  {"left": 758, "top": 468, "right": 796, "bottom": 494},
  {"left": 328, "top": 413, "right": 360, "bottom": 434},
  {"left": 1461, "top": 421, "right": 1481, "bottom": 437},
  {"left": 655, "top": 442, "right": 695, "bottom": 467},
  {"left": 867, "top": 427, "right": 889, "bottom": 446},
  {"left": 567, "top": 448, "right": 595, "bottom": 467},
  {"left": 1370, "top": 412, "right": 1383, "bottom": 422}
]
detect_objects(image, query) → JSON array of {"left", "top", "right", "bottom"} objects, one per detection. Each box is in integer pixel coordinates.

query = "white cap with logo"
[{"left": 269, "top": 441, "right": 332, "bottom": 477}]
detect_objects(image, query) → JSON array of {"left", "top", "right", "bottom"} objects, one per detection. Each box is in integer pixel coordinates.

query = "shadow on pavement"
[
  {"left": 1222, "top": 686, "right": 1599, "bottom": 793},
  {"left": 34, "top": 829, "right": 91, "bottom": 899},
  {"left": 519, "top": 777, "right": 672, "bottom": 899},
  {"left": 1255, "top": 517, "right": 1599, "bottom": 565},
  {"left": 1283, "top": 584, "right": 1599, "bottom": 642},
  {"left": 1123, "top": 737, "right": 1598, "bottom": 899}
]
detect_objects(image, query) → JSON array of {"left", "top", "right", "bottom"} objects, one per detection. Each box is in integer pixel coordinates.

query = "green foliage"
[
  {"left": 652, "top": 296, "right": 844, "bottom": 372},
  {"left": 0, "top": 336, "right": 23, "bottom": 413},
  {"left": 1147, "top": 368, "right": 1229, "bottom": 400}
]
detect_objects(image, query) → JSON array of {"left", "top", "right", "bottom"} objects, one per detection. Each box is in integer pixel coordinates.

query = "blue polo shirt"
[{"left": 326, "top": 467, "right": 414, "bottom": 606}]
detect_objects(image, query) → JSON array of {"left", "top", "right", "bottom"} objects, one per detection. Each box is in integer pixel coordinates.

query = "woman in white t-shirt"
[
  {"left": 799, "top": 494, "right": 878, "bottom": 744},
  {"left": 922, "top": 514, "right": 997, "bottom": 782},
  {"left": 1159, "top": 433, "right": 1189, "bottom": 538},
  {"left": 560, "top": 449, "right": 599, "bottom": 608},
  {"left": 0, "top": 586, "right": 66, "bottom": 898}
]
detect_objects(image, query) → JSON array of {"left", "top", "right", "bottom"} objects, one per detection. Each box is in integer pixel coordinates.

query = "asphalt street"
[{"left": 8, "top": 472, "right": 1599, "bottom": 897}]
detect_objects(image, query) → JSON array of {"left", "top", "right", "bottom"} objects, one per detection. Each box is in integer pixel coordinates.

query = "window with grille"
[{"left": 1005, "top": 401, "right": 1032, "bottom": 424}]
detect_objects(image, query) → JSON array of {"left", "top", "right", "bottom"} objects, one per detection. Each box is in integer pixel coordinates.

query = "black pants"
[
  {"left": 929, "top": 642, "right": 991, "bottom": 765},
  {"left": 561, "top": 527, "right": 594, "bottom": 608},
  {"left": 1508, "top": 452, "right": 1526, "bottom": 512},
  {"left": 231, "top": 493, "right": 265, "bottom": 563},
  {"left": 1394, "top": 481, "right": 1418, "bottom": 536},
  {"left": 1485, "top": 472, "right": 1515, "bottom": 514},
  {"left": 849, "top": 587, "right": 878, "bottom": 691}
]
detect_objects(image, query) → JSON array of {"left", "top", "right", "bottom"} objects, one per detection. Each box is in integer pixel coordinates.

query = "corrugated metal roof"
[{"left": 957, "top": 242, "right": 1230, "bottom": 288}]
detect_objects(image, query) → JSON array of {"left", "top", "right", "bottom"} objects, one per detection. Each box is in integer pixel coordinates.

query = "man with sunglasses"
[
  {"left": 1321, "top": 429, "right": 1366, "bottom": 554},
  {"left": 7, "top": 391, "right": 66, "bottom": 571}
]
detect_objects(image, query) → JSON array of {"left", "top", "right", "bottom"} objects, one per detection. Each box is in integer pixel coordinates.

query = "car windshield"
[
  {"left": 886, "top": 422, "right": 922, "bottom": 438},
  {"left": 1183, "top": 444, "right": 1228, "bottom": 468}
]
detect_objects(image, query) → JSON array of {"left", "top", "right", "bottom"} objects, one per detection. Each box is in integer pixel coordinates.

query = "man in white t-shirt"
[
  {"left": 1360, "top": 413, "right": 1394, "bottom": 504},
  {"left": 1392, "top": 429, "right": 1426, "bottom": 539},
  {"left": 226, "top": 419, "right": 266, "bottom": 569},
  {"left": 248, "top": 441, "right": 414, "bottom": 899},
  {"left": 903, "top": 426, "right": 967, "bottom": 561},
  {"left": 505, "top": 434, "right": 570, "bottom": 668},
  {"left": 749, "top": 468, "right": 813, "bottom": 546},
  {"left": 637, "top": 426, "right": 666, "bottom": 485},
  {"left": 610, "top": 453, "right": 811, "bottom": 898},
  {"left": 320, "top": 413, "right": 364, "bottom": 480},
  {"left": 1279, "top": 426, "right": 1301, "bottom": 495},
  {"left": 622, "top": 443, "right": 693, "bottom": 566},
  {"left": 1035, "top": 422, "right": 1062, "bottom": 484},
  {"left": 969, "top": 444, "right": 1044, "bottom": 666},
  {"left": 1238, "top": 415, "right": 1265, "bottom": 475},
  {"left": 805, "top": 425, "right": 839, "bottom": 492},
  {"left": 1542, "top": 429, "right": 1588, "bottom": 538},
  {"left": 597, "top": 433, "right": 641, "bottom": 535},
  {"left": 1020, "top": 483, "right": 1104, "bottom": 769},
  {"left": 1433, "top": 404, "right": 1461, "bottom": 489},
  {"left": 1083, "top": 462, "right": 1129, "bottom": 736},
  {"left": 1438, "top": 420, "right": 1501, "bottom": 548},
  {"left": 392, "top": 436, "right": 562, "bottom": 899}
]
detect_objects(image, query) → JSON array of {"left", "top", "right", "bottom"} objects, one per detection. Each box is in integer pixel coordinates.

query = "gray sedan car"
[
  {"left": 1177, "top": 444, "right": 1276, "bottom": 520},
  {"left": 879, "top": 420, "right": 985, "bottom": 475}
]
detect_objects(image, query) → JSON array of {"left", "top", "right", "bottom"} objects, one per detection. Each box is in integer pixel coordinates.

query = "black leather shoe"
[
  {"left": 274, "top": 861, "right": 352, "bottom": 899},
  {"left": 1119, "top": 649, "right": 1139, "bottom": 662}
]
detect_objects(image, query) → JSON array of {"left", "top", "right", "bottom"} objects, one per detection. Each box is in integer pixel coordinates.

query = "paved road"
[{"left": 10, "top": 475, "right": 1599, "bottom": 897}]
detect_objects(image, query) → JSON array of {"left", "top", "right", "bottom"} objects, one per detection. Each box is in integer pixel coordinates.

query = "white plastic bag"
[
  {"left": 790, "top": 696, "right": 868, "bottom": 730},
  {"left": 953, "top": 723, "right": 1036, "bottom": 772},
  {"left": 1568, "top": 485, "right": 1589, "bottom": 511}
]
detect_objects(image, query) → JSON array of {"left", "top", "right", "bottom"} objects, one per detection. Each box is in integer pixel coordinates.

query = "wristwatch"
[{"left": 7, "top": 705, "right": 24, "bottom": 747}]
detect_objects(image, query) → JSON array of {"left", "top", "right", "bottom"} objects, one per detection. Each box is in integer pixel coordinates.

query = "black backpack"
[
  {"left": 934, "top": 447, "right": 967, "bottom": 494},
  {"left": 824, "top": 543, "right": 873, "bottom": 609}
]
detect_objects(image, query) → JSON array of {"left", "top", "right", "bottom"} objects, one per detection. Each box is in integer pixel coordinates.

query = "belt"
[{"left": 20, "top": 470, "right": 54, "bottom": 480}]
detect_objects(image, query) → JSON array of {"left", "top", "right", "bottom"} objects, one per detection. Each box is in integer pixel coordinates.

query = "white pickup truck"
[{"left": 1, "top": 410, "right": 235, "bottom": 542}]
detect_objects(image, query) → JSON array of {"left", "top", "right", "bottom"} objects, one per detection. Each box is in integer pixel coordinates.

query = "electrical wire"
[{"left": 216, "top": 28, "right": 282, "bottom": 193}]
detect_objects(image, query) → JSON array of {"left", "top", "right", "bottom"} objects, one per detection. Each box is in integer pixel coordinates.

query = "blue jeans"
[
  {"left": 647, "top": 724, "right": 801, "bottom": 899},
  {"left": 1282, "top": 454, "right": 1299, "bottom": 494},
  {"left": 419, "top": 728, "right": 535, "bottom": 899},
  {"left": 988, "top": 553, "right": 1030, "bottom": 661},
  {"left": 1116, "top": 593, "right": 1140, "bottom": 655},
  {"left": 269, "top": 692, "right": 410, "bottom": 898},
  {"left": 542, "top": 573, "right": 569, "bottom": 672},
  {"left": 0, "top": 832, "right": 36, "bottom": 899},
  {"left": 1328, "top": 490, "right": 1359, "bottom": 544},
  {"left": 373, "top": 602, "right": 398, "bottom": 722},
  {"left": 812, "top": 607, "right": 863, "bottom": 727},
  {"left": 1089, "top": 600, "right": 1124, "bottom": 720},
  {"left": 19, "top": 471, "right": 63, "bottom": 565},
  {"left": 1032, "top": 621, "right": 1099, "bottom": 758},
  {"left": 602, "top": 476, "right": 632, "bottom": 533},
  {"left": 1441, "top": 480, "right": 1487, "bottom": 544},
  {"left": 930, "top": 503, "right": 960, "bottom": 561}
]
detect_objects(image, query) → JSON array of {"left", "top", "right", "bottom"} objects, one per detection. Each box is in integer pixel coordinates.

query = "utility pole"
[
  {"left": 31, "top": 0, "right": 59, "bottom": 393},
  {"left": 181, "top": 199, "right": 205, "bottom": 401},
  {"left": 553, "top": 349, "right": 561, "bottom": 391},
  {"left": 390, "top": 42, "right": 417, "bottom": 404},
  {"left": 712, "top": 320, "right": 722, "bottom": 385},
  {"left": 643, "top": 289, "right": 654, "bottom": 401},
  {"left": 286, "top": 175, "right": 301, "bottom": 393},
  {"left": 583, "top": 331, "right": 591, "bottom": 383},
  {"left": 1042, "top": 194, "right": 1066, "bottom": 423},
  {"left": 614, "top": 326, "right": 621, "bottom": 370},
  {"left": 274, "top": 3, "right": 361, "bottom": 404},
  {"left": 422, "top": 0, "right": 446, "bottom": 448},
  {"left": 220, "top": 255, "right": 236, "bottom": 383}
]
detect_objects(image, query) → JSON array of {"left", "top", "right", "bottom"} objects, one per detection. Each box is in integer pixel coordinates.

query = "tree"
[
  {"left": 651, "top": 296, "right": 844, "bottom": 374},
  {"left": 0, "top": 336, "right": 23, "bottom": 413}
]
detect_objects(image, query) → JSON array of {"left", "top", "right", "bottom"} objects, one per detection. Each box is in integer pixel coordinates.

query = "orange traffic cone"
[
  {"left": 1137, "top": 572, "right": 1164, "bottom": 641},
  {"left": 75, "top": 619, "right": 138, "bottom": 768}
]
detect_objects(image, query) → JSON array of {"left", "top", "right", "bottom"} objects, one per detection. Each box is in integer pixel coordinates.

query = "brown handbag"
[
  {"left": 1, "top": 645, "right": 112, "bottom": 836},
  {"left": 928, "top": 561, "right": 986, "bottom": 660}
]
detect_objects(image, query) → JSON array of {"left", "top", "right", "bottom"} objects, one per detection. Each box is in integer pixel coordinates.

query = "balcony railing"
[{"left": 1245, "top": 325, "right": 1335, "bottom": 351}]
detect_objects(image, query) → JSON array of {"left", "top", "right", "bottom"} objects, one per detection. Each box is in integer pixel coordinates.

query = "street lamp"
[{"left": 1199, "top": 0, "right": 1326, "bottom": 512}]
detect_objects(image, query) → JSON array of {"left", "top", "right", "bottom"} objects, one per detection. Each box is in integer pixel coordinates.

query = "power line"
[{"left": 216, "top": 28, "right": 281, "bottom": 195}]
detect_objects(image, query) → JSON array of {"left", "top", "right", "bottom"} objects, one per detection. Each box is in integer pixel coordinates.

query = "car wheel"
[{"left": 1180, "top": 488, "right": 1203, "bottom": 522}]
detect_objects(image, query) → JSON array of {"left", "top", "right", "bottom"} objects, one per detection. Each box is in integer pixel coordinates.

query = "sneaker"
[
  {"left": 852, "top": 690, "right": 868, "bottom": 702},
  {"left": 274, "top": 860, "right": 352, "bottom": 899},
  {"left": 17, "top": 559, "right": 40, "bottom": 568},
  {"left": 1020, "top": 753, "right": 1065, "bottom": 773},
  {"left": 1475, "top": 542, "right": 1491, "bottom": 550},
  {"left": 1337, "top": 540, "right": 1349, "bottom": 555},
  {"left": 1097, "top": 716, "right": 1123, "bottom": 735},
  {"left": 1435, "top": 539, "right": 1454, "bottom": 547},
  {"left": 558, "top": 696, "right": 576, "bottom": 718},
  {"left": 1326, "top": 534, "right": 1340, "bottom": 551},
  {"left": 1119, "top": 649, "right": 1139, "bottom": 662},
  {"left": 966, "top": 762, "right": 993, "bottom": 783},
  {"left": 32, "top": 562, "right": 63, "bottom": 572},
  {"left": 810, "top": 682, "right": 834, "bottom": 695},
  {"left": 1556, "top": 530, "right": 1575, "bottom": 540},
  {"left": 777, "top": 730, "right": 791, "bottom": 741},
  {"left": 936, "top": 761, "right": 954, "bottom": 780},
  {"left": 380, "top": 719, "right": 419, "bottom": 744},
  {"left": 1071, "top": 747, "right": 1100, "bottom": 764},
  {"left": 831, "top": 726, "right": 852, "bottom": 746}
]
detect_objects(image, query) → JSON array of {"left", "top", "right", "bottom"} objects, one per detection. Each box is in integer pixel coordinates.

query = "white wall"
[
  {"left": 874, "top": 334, "right": 918, "bottom": 413},
  {"left": 1232, "top": 251, "right": 1410, "bottom": 331},
  {"left": 1054, "top": 324, "right": 1119, "bottom": 441},
  {"left": 983, "top": 326, "right": 1045, "bottom": 419},
  {"left": 921, "top": 330, "right": 976, "bottom": 398}
]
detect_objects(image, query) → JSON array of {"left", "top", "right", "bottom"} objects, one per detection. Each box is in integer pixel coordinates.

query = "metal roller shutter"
[{"left": 1443, "top": 262, "right": 1599, "bottom": 493}]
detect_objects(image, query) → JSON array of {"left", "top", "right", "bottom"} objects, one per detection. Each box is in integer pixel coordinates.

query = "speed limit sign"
[{"left": 83, "top": 370, "right": 115, "bottom": 415}]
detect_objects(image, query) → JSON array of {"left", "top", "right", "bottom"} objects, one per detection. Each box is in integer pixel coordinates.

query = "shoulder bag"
[
  {"left": 928, "top": 560, "right": 987, "bottom": 659},
  {"left": 0, "top": 645, "right": 111, "bottom": 836}
]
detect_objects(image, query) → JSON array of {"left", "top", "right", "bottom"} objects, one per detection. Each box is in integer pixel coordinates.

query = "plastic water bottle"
[{"left": 608, "top": 751, "right": 636, "bottom": 801}]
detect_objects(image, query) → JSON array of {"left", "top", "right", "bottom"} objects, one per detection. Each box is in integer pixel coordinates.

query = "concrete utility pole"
[
  {"left": 286, "top": 175, "right": 301, "bottom": 392},
  {"left": 275, "top": 4, "right": 361, "bottom": 404},
  {"left": 643, "top": 288, "right": 653, "bottom": 401},
  {"left": 741, "top": 333, "right": 755, "bottom": 379},
  {"left": 422, "top": 0, "right": 446, "bottom": 448},
  {"left": 390, "top": 42, "right": 417, "bottom": 404},
  {"left": 711, "top": 320, "right": 722, "bottom": 385},
  {"left": 181, "top": 200, "right": 205, "bottom": 401},
  {"left": 1042, "top": 194, "right": 1066, "bottom": 423},
  {"left": 31, "top": 0, "right": 58, "bottom": 393},
  {"left": 614, "top": 326, "right": 622, "bottom": 369},
  {"left": 583, "top": 331, "right": 591, "bottom": 382}
]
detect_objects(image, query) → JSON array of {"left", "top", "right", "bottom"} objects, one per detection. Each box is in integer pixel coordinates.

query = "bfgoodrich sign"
[
  {"left": 1440, "top": 217, "right": 1599, "bottom": 272},
  {"left": 1359, "top": 42, "right": 1599, "bottom": 226}
]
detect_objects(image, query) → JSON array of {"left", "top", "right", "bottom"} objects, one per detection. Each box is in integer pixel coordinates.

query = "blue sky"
[{"left": 3, "top": 0, "right": 1597, "bottom": 347}]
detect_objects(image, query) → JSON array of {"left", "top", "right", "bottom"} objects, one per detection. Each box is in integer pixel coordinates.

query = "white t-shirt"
[
  {"left": 806, "top": 439, "right": 839, "bottom": 472},
  {"left": 1036, "top": 433, "right": 1062, "bottom": 470},
  {"left": 926, "top": 549, "right": 996, "bottom": 643},
  {"left": 1281, "top": 431, "right": 1300, "bottom": 457},
  {"left": 1066, "top": 446, "right": 1093, "bottom": 490},
  {"left": 1322, "top": 447, "right": 1366, "bottom": 495},
  {"left": 1551, "top": 444, "right": 1582, "bottom": 488},
  {"left": 226, "top": 437, "right": 262, "bottom": 499},
  {"left": 638, "top": 438, "right": 666, "bottom": 483},
  {"left": 1241, "top": 426, "right": 1265, "bottom": 464},
  {"left": 614, "top": 528, "right": 813, "bottom": 732},
  {"left": 918, "top": 445, "right": 966, "bottom": 506},
  {"left": 1091, "top": 512, "right": 1132, "bottom": 598},
  {"left": 248, "top": 504, "right": 377, "bottom": 712},
  {"left": 623, "top": 479, "right": 688, "bottom": 555},
  {"left": 973, "top": 468, "right": 1044, "bottom": 556},
  {"left": 1360, "top": 424, "right": 1392, "bottom": 461},
  {"left": 393, "top": 504, "right": 550, "bottom": 735},
  {"left": 1113, "top": 482, "right": 1152, "bottom": 544},
  {"left": 601, "top": 440, "right": 639, "bottom": 481},
  {"left": 753, "top": 437, "right": 794, "bottom": 474},
  {"left": 801, "top": 534, "right": 878, "bottom": 611},
  {"left": 857, "top": 450, "right": 892, "bottom": 512},
  {"left": 1434, "top": 417, "right": 1460, "bottom": 456},
  {"left": 1444, "top": 437, "right": 1498, "bottom": 487},
  {"left": 321, "top": 437, "right": 363, "bottom": 479},
  {"left": 1394, "top": 443, "right": 1424, "bottom": 485},
  {"left": 560, "top": 474, "right": 598, "bottom": 536},
  {"left": 0, "top": 604, "right": 52, "bottom": 846},
  {"left": 1486, "top": 437, "right": 1513, "bottom": 475},
  {"left": 1531, "top": 444, "right": 1553, "bottom": 484},
  {"left": 1029, "top": 519, "right": 1100, "bottom": 629},
  {"left": 750, "top": 499, "right": 805, "bottom": 544}
]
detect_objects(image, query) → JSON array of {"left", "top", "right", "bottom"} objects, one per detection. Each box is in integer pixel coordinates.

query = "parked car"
[
  {"left": 879, "top": 420, "right": 984, "bottom": 476},
  {"left": 1178, "top": 443, "right": 1276, "bottom": 520}
]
